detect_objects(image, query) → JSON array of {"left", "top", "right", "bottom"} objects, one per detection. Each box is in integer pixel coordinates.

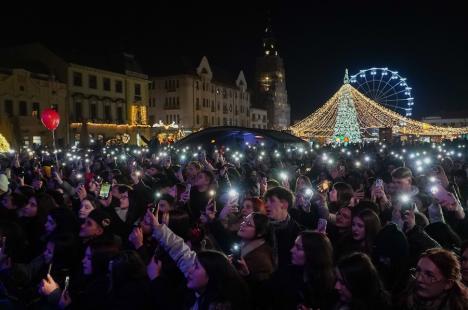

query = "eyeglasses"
[
  {"left": 409, "top": 267, "right": 444, "bottom": 284},
  {"left": 240, "top": 220, "right": 254, "bottom": 228}
]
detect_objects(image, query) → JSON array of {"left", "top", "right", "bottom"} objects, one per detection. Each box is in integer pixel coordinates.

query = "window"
[
  {"left": 177, "top": 97, "right": 180, "bottom": 109},
  {"left": 73, "top": 72, "right": 82, "bottom": 86},
  {"left": 117, "top": 107, "right": 124, "bottom": 123},
  {"left": 32, "top": 102, "right": 40, "bottom": 119},
  {"left": 203, "top": 116, "right": 208, "bottom": 126},
  {"left": 4, "top": 100, "right": 13, "bottom": 117},
  {"left": 104, "top": 105, "right": 111, "bottom": 122},
  {"left": 135, "top": 83, "right": 141, "bottom": 96},
  {"left": 196, "top": 81, "right": 199, "bottom": 90},
  {"left": 149, "top": 115, "right": 155, "bottom": 124},
  {"left": 196, "top": 115, "right": 200, "bottom": 124},
  {"left": 90, "top": 103, "right": 97, "bottom": 119},
  {"left": 217, "top": 117, "right": 220, "bottom": 125},
  {"left": 196, "top": 98, "right": 200, "bottom": 110},
  {"left": 89, "top": 75, "right": 97, "bottom": 89},
  {"left": 115, "top": 80, "right": 123, "bottom": 93},
  {"left": 223, "top": 117, "right": 227, "bottom": 125},
  {"left": 19, "top": 101, "right": 27, "bottom": 116},
  {"left": 103, "top": 78, "right": 111, "bottom": 91},
  {"left": 177, "top": 115, "right": 180, "bottom": 123},
  {"left": 33, "top": 136, "right": 42, "bottom": 145},
  {"left": 75, "top": 101, "right": 82, "bottom": 120}
]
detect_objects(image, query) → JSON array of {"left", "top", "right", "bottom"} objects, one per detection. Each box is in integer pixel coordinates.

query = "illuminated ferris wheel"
[{"left": 349, "top": 68, "right": 414, "bottom": 117}]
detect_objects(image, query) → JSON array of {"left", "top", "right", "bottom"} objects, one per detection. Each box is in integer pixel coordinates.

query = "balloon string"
[{"left": 52, "top": 130, "right": 59, "bottom": 166}]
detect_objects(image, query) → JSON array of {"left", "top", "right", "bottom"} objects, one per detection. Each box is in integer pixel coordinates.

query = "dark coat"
[
  {"left": 272, "top": 216, "right": 303, "bottom": 271},
  {"left": 406, "top": 225, "right": 441, "bottom": 267}
]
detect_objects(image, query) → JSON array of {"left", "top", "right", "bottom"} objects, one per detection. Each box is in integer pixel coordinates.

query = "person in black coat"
[
  {"left": 104, "top": 185, "right": 147, "bottom": 241},
  {"left": 264, "top": 186, "right": 303, "bottom": 270}
]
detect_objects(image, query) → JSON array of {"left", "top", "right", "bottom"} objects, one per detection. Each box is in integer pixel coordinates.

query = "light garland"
[
  {"left": 333, "top": 85, "right": 361, "bottom": 143},
  {"left": 70, "top": 122, "right": 151, "bottom": 129},
  {"left": 0, "top": 133, "right": 11, "bottom": 152},
  {"left": 130, "top": 105, "right": 148, "bottom": 125},
  {"left": 290, "top": 82, "right": 468, "bottom": 140}
]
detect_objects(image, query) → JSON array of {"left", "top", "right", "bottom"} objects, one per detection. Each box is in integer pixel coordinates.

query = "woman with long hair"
[
  {"left": 334, "top": 252, "right": 391, "bottom": 310},
  {"left": 397, "top": 248, "right": 468, "bottom": 310},
  {"left": 282, "top": 231, "right": 336, "bottom": 310},
  {"left": 107, "top": 250, "right": 150, "bottom": 309},
  {"left": 295, "top": 175, "right": 312, "bottom": 194},
  {"left": 146, "top": 209, "right": 250, "bottom": 309},
  {"left": 336, "top": 209, "right": 381, "bottom": 259}
]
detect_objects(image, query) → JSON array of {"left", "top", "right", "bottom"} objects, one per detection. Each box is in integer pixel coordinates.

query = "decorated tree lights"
[
  {"left": 0, "top": 133, "right": 10, "bottom": 153},
  {"left": 332, "top": 70, "right": 362, "bottom": 144}
]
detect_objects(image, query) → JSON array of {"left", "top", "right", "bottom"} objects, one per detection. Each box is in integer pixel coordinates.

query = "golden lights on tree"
[{"left": 290, "top": 83, "right": 468, "bottom": 141}]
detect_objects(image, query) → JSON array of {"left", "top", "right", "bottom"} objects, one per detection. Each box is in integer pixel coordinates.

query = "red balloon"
[{"left": 41, "top": 108, "right": 60, "bottom": 131}]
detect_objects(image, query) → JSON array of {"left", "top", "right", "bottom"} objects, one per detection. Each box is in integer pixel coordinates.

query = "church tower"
[{"left": 254, "top": 19, "right": 290, "bottom": 130}]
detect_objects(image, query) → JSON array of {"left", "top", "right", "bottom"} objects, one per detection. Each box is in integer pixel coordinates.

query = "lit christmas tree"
[
  {"left": 333, "top": 69, "right": 362, "bottom": 144},
  {"left": 0, "top": 133, "right": 11, "bottom": 153}
]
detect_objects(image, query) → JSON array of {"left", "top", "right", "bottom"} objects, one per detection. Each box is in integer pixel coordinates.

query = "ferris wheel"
[{"left": 349, "top": 68, "right": 414, "bottom": 117}]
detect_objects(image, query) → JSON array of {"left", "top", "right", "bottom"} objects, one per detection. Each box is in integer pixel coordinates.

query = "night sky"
[{"left": 1, "top": 1, "right": 467, "bottom": 122}]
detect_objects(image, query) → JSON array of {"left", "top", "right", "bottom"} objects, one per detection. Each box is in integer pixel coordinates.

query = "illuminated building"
[
  {"left": 0, "top": 67, "right": 67, "bottom": 148},
  {"left": 290, "top": 71, "right": 468, "bottom": 142},
  {"left": 253, "top": 22, "right": 290, "bottom": 130},
  {"left": 149, "top": 56, "right": 261, "bottom": 131},
  {"left": 0, "top": 44, "right": 150, "bottom": 145}
]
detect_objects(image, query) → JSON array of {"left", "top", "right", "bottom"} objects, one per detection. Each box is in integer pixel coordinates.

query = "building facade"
[
  {"left": 250, "top": 108, "right": 268, "bottom": 129},
  {"left": 0, "top": 44, "right": 150, "bottom": 146},
  {"left": 254, "top": 25, "right": 290, "bottom": 130},
  {"left": 67, "top": 60, "right": 150, "bottom": 144},
  {"left": 149, "top": 56, "right": 256, "bottom": 131},
  {"left": 422, "top": 115, "right": 468, "bottom": 127},
  {"left": 0, "top": 68, "right": 67, "bottom": 148}
]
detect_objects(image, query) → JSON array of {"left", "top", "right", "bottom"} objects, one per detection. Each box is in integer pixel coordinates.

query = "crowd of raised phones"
[{"left": 1, "top": 140, "right": 468, "bottom": 309}]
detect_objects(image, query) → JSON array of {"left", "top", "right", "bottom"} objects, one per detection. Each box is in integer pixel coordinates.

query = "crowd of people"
[{"left": 1, "top": 139, "right": 468, "bottom": 309}]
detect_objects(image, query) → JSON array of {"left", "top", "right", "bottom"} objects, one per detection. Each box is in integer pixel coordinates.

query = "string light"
[{"left": 290, "top": 83, "right": 468, "bottom": 140}]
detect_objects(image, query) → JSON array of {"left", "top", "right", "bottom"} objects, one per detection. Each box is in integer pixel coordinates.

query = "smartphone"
[
  {"left": 374, "top": 178, "right": 384, "bottom": 189},
  {"left": 430, "top": 184, "right": 451, "bottom": 202},
  {"left": 231, "top": 243, "right": 241, "bottom": 262},
  {"left": 317, "top": 218, "right": 328, "bottom": 233},
  {"left": 63, "top": 276, "right": 70, "bottom": 294},
  {"left": 99, "top": 182, "right": 111, "bottom": 199}
]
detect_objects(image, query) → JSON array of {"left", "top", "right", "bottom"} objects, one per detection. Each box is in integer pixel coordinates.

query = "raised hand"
[
  {"left": 147, "top": 256, "right": 163, "bottom": 280},
  {"left": 58, "top": 290, "right": 72, "bottom": 309},
  {"left": 236, "top": 257, "right": 250, "bottom": 277},
  {"left": 129, "top": 226, "right": 144, "bottom": 249},
  {"left": 38, "top": 274, "right": 59, "bottom": 296}
]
